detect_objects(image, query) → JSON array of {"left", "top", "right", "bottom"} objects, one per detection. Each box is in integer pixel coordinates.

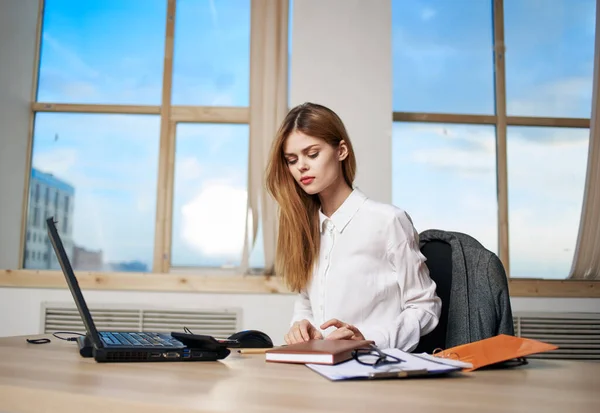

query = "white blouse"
[{"left": 291, "top": 189, "right": 441, "bottom": 351}]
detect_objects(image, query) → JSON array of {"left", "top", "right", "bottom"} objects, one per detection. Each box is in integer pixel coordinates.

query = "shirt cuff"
[{"left": 356, "top": 324, "right": 389, "bottom": 349}]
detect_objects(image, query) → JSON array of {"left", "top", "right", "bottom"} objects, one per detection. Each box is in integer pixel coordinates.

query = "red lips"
[{"left": 300, "top": 176, "right": 315, "bottom": 185}]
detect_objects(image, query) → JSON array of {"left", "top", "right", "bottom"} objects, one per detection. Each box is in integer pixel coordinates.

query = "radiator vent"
[
  {"left": 513, "top": 312, "right": 600, "bottom": 360},
  {"left": 41, "top": 302, "right": 242, "bottom": 340}
]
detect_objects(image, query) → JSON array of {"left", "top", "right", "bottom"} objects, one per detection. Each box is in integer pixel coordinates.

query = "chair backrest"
[
  {"left": 413, "top": 239, "right": 453, "bottom": 354},
  {"left": 414, "top": 229, "right": 514, "bottom": 353}
]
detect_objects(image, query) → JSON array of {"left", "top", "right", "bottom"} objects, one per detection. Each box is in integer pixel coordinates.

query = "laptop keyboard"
[{"left": 100, "top": 332, "right": 176, "bottom": 347}]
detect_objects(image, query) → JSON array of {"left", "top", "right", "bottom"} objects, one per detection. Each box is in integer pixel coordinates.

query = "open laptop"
[{"left": 46, "top": 217, "right": 229, "bottom": 363}]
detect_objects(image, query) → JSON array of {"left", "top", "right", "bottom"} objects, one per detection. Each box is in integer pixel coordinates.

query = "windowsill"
[
  {"left": 0, "top": 269, "right": 598, "bottom": 297},
  {"left": 0, "top": 269, "right": 291, "bottom": 294}
]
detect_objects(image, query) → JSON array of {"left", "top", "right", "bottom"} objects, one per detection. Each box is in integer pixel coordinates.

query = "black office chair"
[
  {"left": 413, "top": 239, "right": 453, "bottom": 354},
  {"left": 413, "top": 229, "right": 514, "bottom": 354}
]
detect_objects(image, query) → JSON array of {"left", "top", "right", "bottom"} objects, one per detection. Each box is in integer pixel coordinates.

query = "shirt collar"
[{"left": 319, "top": 188, "right": 367, "bottom": 233}]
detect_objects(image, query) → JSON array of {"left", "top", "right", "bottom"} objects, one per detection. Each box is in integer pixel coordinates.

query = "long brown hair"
[{"left": 265, "top": 102, "right": 356, "bottom": 292}]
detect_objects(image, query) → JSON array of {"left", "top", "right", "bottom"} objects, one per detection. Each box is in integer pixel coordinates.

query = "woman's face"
[{"left": 283, "top": 131, "right": 346, "bottom": 195}]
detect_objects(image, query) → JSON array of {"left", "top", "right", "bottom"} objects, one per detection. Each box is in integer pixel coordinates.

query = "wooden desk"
[{"left": 0, "top": 335, "right": 598, "bottom": 413}]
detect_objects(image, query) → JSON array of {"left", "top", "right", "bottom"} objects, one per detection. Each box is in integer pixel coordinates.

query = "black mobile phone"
[{"left": 170, "top": 332, "right": 238, "bottom": 351}]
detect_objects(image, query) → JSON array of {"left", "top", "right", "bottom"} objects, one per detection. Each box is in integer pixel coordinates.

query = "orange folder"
[{"left": 433, "top": 334, "right": 558, "bottom": 372}]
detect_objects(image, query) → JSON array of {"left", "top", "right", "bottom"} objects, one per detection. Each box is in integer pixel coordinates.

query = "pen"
[
  {"left": 238, "top": 348, "right": 269, "bottom": 354},
  {"left": 367, "top": 368, "right": 428, "bottom": 379}
]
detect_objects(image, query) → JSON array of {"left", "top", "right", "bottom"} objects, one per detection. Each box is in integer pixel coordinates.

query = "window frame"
[
  {"left": 17, "top": 0, "right": 257, "bottom": 277},
  {"left": 1, "top": 0, "right": 598, "bottom": 297},
  {"left": 392, "top": 0, "right": 598, "bottom": 296}
]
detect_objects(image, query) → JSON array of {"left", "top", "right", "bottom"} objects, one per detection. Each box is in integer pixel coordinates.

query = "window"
[
  {"left": 172, "top": 0, "right": 250, "bottom": 106},
  {"left": 25, "top": 113, "right": 160, "bottom": 272},
  {"left": 392, "top": 123, "right": 498, "bottom": 253},
  {"left": 392, "top": 0, "right": 596, "bottom": 280},
  {"left": 171, "top": 123, "right": 249, "bottom": 268},
  {"left": 392, "top": 0, "right": 494, "bottom": 114},
  {"left": 37, "top": 0, "right": 167, "bottom": 104},
  {"left": 24, "top": 0, "right": 257, "bottom": 274},
  {"left": 505, "top": 0, "right": 595, "bottom": 118},
  {"left": 507, "top": 127, "right": 589, "bottom": 279}
]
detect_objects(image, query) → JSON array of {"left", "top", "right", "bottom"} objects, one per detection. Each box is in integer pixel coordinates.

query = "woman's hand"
[
  {"left": 320, "top": 319, "right": 365, "bottom": 341},
  {"left": 284, "top": 319, "right": 324, "bottom": 344}
]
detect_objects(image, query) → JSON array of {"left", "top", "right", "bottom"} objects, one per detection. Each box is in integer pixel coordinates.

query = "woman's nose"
[{"left": 297, "top": 160, "right": 309, "bottom": 172}]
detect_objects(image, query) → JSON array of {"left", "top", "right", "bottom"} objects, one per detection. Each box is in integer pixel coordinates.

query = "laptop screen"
[{"left": 46, "top": 217, "right": 103, "bottom": 348}]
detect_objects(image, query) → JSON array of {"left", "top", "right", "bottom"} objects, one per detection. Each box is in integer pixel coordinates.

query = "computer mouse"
[{"left": 227, "top": 330, "right": 274, "bottom": 348}]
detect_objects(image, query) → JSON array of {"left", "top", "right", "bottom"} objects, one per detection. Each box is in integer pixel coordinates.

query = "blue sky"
[{"left": 30, "top": 0, "right": 596, "bottom": 278}]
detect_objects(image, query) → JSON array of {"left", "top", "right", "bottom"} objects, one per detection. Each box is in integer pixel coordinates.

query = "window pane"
[
  {"left": 392, "top": 0, "right": 494, "bottom": 114},
  {"left": 508, "top": 127, "right": 588, "bottom": 279},
  {"left": 392, "top": 123, "right": 498, "bottom": 253},
  {"left": 505, "top": 0, "right": 596, "bottom": 117},
  {"left": 37, "top": 0, "right": 167, "bottom": 104},
  {"left": 24, "top": 113, "right": 160, "bottom": 272},
  {"left": 172, "top": 0, "right": 250, "bottom": 106},
  {"left": 171, "top": 123, "right": 259, "bottom": 269}
]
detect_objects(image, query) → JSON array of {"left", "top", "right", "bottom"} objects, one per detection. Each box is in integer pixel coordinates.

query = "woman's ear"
[{"left": 338, "top": 140, "right": 349, "bottom": 161}]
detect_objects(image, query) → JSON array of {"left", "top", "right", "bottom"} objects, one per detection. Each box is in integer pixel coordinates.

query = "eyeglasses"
[{"left": 352, "top": 345, "right": 404, "bottom": 368}]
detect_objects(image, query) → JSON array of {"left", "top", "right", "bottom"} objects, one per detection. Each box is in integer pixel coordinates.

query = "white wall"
[
  {"left": 0, "top": 288, "right": 295, "bottom": 345},
  {"left": 0, "top": 0, "right": 38, "bottom": 269},
  {"left": 290, "top": 0, "right": 392, "bottom": 204},
  {"left": 1, "top": 288, "right": 597, "bottom": 341},
  {"left": 0, "top": 0, "right": 598, "bottom": 342}
]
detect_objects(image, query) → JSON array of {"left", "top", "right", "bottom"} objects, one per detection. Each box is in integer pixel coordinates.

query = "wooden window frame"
[
  {"left": 0, "top": 0, "right": 266, "bottom": 290},
  {"left": 1, "top": 0, "right": 598, "bottom": 297},
  {"left": 392, "top": 0, "right": 598, "bottom": 297}
]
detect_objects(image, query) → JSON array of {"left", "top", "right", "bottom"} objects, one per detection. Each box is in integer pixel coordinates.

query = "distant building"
[
  {"left": 73, "top": 246, "right": 103, "bottom": 271},
  {"left": 24, "top": 168, "right": 75, "bottom": 270},
  {"left": 107, "top": 261, "right": 149, "bottom": 272}
]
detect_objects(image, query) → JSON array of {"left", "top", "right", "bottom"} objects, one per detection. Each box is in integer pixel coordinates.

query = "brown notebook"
[{"left": 265, "top": 340, "right": 374, "bottom": 365}]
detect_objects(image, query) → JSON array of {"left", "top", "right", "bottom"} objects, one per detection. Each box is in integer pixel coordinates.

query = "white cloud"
[
  {"left": 33, "top": 148, "right": 78, "bottom": 180},
  {"left": 411, "top": 148, "right": 494, "bottom": 177},
  {"left": 392, "top": 26, "right": 459, "bottom": 75},
  {"left": 507, "top": 130, "right": 589, "bottom": 198},
  {"left": 175, "top": 122, "right": 241, "bottom": 155},
  {"left": 393, "top": 121, "right": 589, "bottom": 278},
  {"left": 508, "top": 204, "right": 581, "bottom": 278},
  {"left": 42, "top": 33, "right": 100, "bottom": 79},
  {"left": 176, "top": 157, "right": 203, "bottom": 182},
  {"left": 39, "top": 34, "right": 163, "bottom": 104},
  {"left": 400, "top": 123, "right": 496, "bottom": 177},
  {"left": 420, "top": 7, "right": 436, "bottom": 21},
  {"left": 508, "top": 76, "right": 593, "bottom": 118},
  {"left": 180, "top": 184, "right": 247, "bottom": 257},
  {"left": 208, "top": 0, "right": 219, "bottom": 29},
  {"left": 61, "top": 80, "right": 99, "bottom": 100},
  {"left": 171, "top": 77, "right": 240, "bottom": 106}
]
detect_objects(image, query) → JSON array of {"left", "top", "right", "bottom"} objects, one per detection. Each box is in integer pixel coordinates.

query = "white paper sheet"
[
  {"left": 413, "top": 352, "right": 473, "bottom": 369},
  {"left": 306, "top": 348, "right": 472, "bottom": 381}
]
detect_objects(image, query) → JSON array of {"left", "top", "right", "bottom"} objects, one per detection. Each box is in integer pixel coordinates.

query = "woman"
[{"left": 265, "top": 102, "right": 441, "bottom": 351}]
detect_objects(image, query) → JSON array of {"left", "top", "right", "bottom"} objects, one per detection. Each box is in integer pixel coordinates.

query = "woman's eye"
[
  {"left": 286, "top": 159, "right": 297, "bottom": 165},
  {"left": 308, "top": 152, "right": 319, "bottom": 159}
]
